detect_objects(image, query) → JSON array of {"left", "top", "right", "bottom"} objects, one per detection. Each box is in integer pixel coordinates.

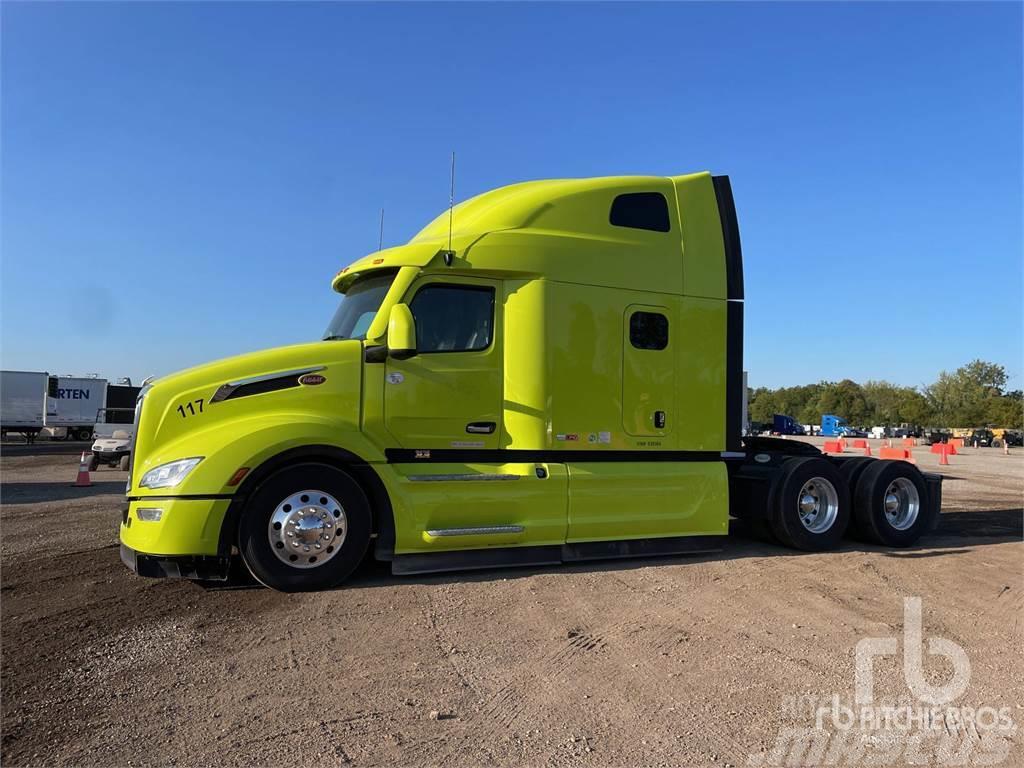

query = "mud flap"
[{"left": 921, "top": 472, "right": 944, "bottom": 532}]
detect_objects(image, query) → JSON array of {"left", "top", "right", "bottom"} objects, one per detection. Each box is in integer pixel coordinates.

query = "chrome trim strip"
[
  {"left": 426, "top": 525, "right": 525, "bottom": 537},
  {"left": 407, "top": 473, "right": 521, "bottom": 482},
  {"left": 211, "top": 366, "right": 325, "bottom": 402}
]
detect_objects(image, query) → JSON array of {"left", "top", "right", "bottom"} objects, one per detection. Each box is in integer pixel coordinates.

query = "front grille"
[{"left": 126, "top": 392, "right": 145, "bottom": 491}]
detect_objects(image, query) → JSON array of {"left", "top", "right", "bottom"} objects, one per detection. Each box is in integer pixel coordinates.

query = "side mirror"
[{"left": 387, "top": 303, "right": 417, "bottom": 360}]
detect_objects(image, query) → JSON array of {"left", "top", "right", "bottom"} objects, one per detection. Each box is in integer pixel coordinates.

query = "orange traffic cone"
[
  {"left": 73, "top": 451, "right": 93, "bottom": 487},
  {"left": 939, "top": 445, "right": 950, "bottom": 466}
]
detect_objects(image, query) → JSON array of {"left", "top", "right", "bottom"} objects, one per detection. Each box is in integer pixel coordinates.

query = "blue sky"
[{"left": 2, "top": 2, "right": 1021, "bottom": 391}]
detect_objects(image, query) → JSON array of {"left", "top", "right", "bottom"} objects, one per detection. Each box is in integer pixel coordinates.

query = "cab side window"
[
  {"left": 629, "top": 311, "right": 668, "bottom": 350},
  {"left": 410, "top": 285, "right": 495, "bottom": 353}
]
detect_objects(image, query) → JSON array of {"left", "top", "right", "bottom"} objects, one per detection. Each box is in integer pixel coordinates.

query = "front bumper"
[
  {"left": 120, "top": 543, "right": 230, "bottom": 580},
  {"left": 119, "top": 495, "right": 233, "bottom": 564}
]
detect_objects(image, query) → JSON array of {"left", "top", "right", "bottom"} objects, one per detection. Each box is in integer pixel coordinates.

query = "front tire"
[
  {"left": 853, "top": 460, "right": 929, "bottom": 547},
  {"left": 770, "top": 457, "right": 851, "bottom": 550},
  {"left": 238, "top": 463, "right": 372, "bottom": 592}
]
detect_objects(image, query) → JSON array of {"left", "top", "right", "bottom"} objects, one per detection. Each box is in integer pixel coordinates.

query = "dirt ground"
[{"left": 1, "top": 440, "right": 1021, "bottom": 767}]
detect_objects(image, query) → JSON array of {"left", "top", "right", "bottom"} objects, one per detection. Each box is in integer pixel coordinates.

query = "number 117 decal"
[{"left": 176, "top": 398, "right": 204, "bottom": 418}]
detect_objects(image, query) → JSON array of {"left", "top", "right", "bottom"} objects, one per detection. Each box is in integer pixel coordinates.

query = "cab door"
[{"left": 384, "top": 277, "right": 503, "bottom": 449}]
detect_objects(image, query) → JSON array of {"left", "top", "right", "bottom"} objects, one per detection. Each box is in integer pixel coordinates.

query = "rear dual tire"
[
  {"left": 852, "top": 460, "right": 929, "bottom": 547},
  {"left": 770, "top": 456, "right": 930, "bottom": 550},
  {"left": 771, "top": 458, "right": 851, "bottom": 550}
]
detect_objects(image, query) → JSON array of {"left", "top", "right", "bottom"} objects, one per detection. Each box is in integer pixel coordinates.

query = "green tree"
[
  {"left": 816, "top": 379, "right": 870, "bottom": 425},
  {"left": 986, "top": 397, "right": 1023, "bottom": 428},
  {"left": 749, "top": 387, "right": 777, "bottom": 423},
  {"left": 747, "top": 360, "right": 1009, "bottom": 430},
  {"left": 895, "top": 388, "right": 932, "bottom": 426},
  {"left": 862, "top": 381, "right": 902, "bottom": 424},
  {"left": 927, "top": 360, "right": 1010, "bottom": 426}
]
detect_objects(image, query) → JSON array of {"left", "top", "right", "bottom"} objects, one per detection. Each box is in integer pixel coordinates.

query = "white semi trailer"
[
  {"left": 45, "top": 376, "right": 108, "bottom": 441},
  {"left": 0, "top": 370, "right": 49, "bottom": 442}
]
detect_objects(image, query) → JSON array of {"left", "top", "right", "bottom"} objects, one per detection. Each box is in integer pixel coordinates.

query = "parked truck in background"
[
  {"left": 820, "top": 414, "right": 848, "bottom": 437},
  {"left": 772, "top": 414, "right": 805, "bottom": 436},
  {"left": 1000, "top": 429, "right": 1023, "bottom": 447},
  {"left": 118, "top": 171, "right": 942, "bottom": 592},
  {"left": 920, "top": 428, "right": 950, "bottom": 446},
  {"left": 0, "top": 370, "right": 49, "bottom": 442},
  {"left": 968, "top": 428, "right": 995, "bottom": 447}
]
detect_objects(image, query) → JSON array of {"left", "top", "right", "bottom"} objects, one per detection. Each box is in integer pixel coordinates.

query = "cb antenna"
[
  {"left": 442, "top": 151, "right": 455, "bottom": 266},
  {"left": 378, "top": 208, "right": 384, "bottom": 251}
]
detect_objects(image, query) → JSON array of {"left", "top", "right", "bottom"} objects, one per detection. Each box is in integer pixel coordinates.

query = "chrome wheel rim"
[
  {"left": 796, "top": 477, "right": 839, "bottom": 533},
  {"left": 883, "top": 477, "right": 920, "bottom": 531},
  {"left": 268, "top": 490, "right": 346, "bottom": 569}
]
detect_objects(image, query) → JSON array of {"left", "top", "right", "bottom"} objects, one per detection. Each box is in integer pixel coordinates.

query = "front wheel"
[{"left": 238, "top": 463, "right": 372, "bottom": 592}]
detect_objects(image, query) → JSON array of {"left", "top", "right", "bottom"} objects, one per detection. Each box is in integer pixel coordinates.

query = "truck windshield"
[{"left": 323, "top": 271, "right": 396, "bottom": 341}]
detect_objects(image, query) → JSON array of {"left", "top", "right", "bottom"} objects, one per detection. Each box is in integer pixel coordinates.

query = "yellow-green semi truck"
[{"left": 119, "top": 172, "right": 942, "bottom": 591}]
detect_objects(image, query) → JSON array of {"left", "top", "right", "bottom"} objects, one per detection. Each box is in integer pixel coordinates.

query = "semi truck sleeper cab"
[{"left": 119, "top": 172, "right": 942, "bottom": 591}]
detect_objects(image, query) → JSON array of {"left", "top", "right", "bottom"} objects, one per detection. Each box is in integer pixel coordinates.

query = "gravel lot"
[{"left": 2, "top": 440, "right": 1021, "bottom": 767}]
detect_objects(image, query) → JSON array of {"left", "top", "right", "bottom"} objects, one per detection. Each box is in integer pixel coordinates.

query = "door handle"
[{"left": 466, "top": 422, "right": 496, "bottom": 434}]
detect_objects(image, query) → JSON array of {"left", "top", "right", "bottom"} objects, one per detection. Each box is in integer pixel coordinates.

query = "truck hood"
[{"left": 132, "top": 340, "right": 365, "bottom": 493}]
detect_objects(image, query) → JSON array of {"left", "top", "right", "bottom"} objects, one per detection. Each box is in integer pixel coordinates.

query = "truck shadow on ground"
[
  {"left": 201, "top": 506, "right": 1023, "bottom": 592},
  {"left": 0, "top": 480, "right": 126, "bottom": 503}
]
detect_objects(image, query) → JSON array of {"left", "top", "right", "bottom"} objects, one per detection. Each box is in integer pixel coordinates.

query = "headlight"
[{"left": 139, "top": 457, "right": 203, "bottom": 489}]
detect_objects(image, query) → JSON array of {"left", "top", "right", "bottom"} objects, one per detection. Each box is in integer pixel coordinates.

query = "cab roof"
[{"left": 333, "top": 172, "right": 712, "bottom": 293}]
